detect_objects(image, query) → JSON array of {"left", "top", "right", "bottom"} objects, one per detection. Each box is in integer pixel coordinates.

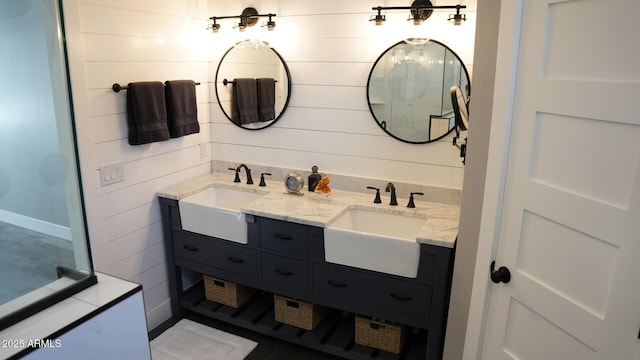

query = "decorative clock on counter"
[{"left": 284, "top": 173, "right": 304, "bottom": 195}]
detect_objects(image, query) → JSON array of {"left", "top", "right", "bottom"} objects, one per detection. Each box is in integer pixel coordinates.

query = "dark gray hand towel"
[
  {"left": 165, "top": 80, "right": 200, "bottom": 138},
  {"left": 231, "top": 78, "right": 259, "bottom": 125},
  {"left": 256, "top": 78, "right": 276, "bottom": 122},
  {"left": 126, "top": 81, "right": 170, "bottom": 145}
]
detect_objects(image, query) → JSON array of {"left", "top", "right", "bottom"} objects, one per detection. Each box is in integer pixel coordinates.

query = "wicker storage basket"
[
  {"left": 203, "top": 275, "right": 256, "bottom": 308},
  {"left": 355, "top": 315, "right": 407, "bottom": 354},
  {"left": 274, "top": 294, "right": 329, "bottom": 330}
]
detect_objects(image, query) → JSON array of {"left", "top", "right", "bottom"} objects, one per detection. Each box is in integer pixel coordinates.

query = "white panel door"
[{"left": 480, "top": 0, "right": 640, "bottom": 359}]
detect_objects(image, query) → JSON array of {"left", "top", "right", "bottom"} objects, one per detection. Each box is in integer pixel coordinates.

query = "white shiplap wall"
[
  {"left": 207, "top": 0, "right": 476, "bottom": 188},
  {"left": 64, "top": 0, "right": 475, "bottom": 330},
  {"left": 64, "top": 0, "right": 211, "bottom": 330}
]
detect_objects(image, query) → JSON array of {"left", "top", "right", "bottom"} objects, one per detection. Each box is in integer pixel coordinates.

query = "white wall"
[
  {"left": 64, "top": 0, "right": 476, "bottom": 330},
  {"left": 63, "top": 0, "right": 212, "bottom": 330},
  {"left": 442, "top": 1, "right": 499, "bottom": 359},
  {"left": 208, "top": 0, "right": 476, "bottom": 188}
]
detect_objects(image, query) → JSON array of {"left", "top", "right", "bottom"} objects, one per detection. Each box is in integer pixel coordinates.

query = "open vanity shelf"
[
  {"left": 181, "top": 285, "right": 430, "bottom": 360},
  {"left": 160, "top": 196, "right": 455, "bottom": 360}
]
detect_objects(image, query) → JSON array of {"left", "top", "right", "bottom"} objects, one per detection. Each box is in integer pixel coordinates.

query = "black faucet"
[
  {"left": 259, "top": 172, "right": 271, "bottom": 186},
  {"left": 228, "top": 164, "right": 253, "bottom": 184},
  {"left": 237, "top": 164, "right": 253, "bottom": 184},
  {"left": 385, "top": 182, "right": 398, "bottom": 206},
  {"left": 407, "top": 192, "right": 424, "bottom": 208},
  {"left": 366, "top": 186, "right": 382, "bottom": 203},
  {"left": 228, "top": 167, "right": 241, "bottom": 182}
]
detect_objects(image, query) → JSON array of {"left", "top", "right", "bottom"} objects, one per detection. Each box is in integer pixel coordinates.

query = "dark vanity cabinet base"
[{"left": 160, "top": 197, "right": 454, "bottom": 360}]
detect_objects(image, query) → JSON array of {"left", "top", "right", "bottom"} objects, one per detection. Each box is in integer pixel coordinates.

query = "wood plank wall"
[
  {"left": 208, "top": 0, "right": 475, "bottom": 188},
  {"left": 65, "top": 0, "right": 475, "bottom": 329},
  {"left": 67, "top": 0, "right": 211, "bottom": 329}
]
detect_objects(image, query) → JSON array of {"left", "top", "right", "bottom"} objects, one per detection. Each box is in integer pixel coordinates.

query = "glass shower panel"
[{"left": 0, "top": 0, "right": 96, "bottom": 330}]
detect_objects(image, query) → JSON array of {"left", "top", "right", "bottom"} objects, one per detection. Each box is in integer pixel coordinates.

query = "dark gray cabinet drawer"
[
  {"left": 261, "top": 253, "right": 308, "bottom": 290},
  {"left": 174, "top": 231, "right": 258, "bottom": 278},
  {"left": 259, "top": 218, "right": 310, "bottom": 258},
  {"left": 313, "top": 263, "right": 432, "bottom": 317}
]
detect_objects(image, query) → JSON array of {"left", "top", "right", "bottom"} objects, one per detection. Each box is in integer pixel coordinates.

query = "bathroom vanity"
[{"left": 158, "top": 172, "right": 459, "bottom": 360}]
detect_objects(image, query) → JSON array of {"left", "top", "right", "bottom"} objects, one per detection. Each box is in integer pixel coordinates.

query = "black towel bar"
[
  {"left": 112, "top": 82, "right": 201, "bottom": 93},
  {"left": 222, "top": 79, "right": 277, "bottom": 86}
]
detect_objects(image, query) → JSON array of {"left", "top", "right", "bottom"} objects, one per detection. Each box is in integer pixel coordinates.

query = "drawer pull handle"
[
  {"left": 274, "top": 268, "right": 293, "bottom": 276},
  {"left": 183, "top": 245, "right": 199, "bottom": 252},
  {"left": 274, "top": 233, "right": 293, "bottom": 241},
  {"left": 227, "top": 256, "right": 244, "bottom": 264},
  {"left": 285, "top": 300, "right": 300, "bottom": 308},
  {"left": 328, "top": 280, "right": 348, "bottom": 288},
  {"left": 390, "top": 293, "right": 413, "bottom": 301}
]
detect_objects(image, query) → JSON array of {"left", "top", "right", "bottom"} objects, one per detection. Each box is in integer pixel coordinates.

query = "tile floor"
[{"left": 0, "top": 221, "right": 75, "bottom": 304}]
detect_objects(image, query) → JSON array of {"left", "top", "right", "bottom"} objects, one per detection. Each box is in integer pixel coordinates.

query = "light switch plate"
[
  {"left": 199, "top": 142, "right": 209, "bottom": 158},
  {"left": 99, "top": 162, "right": 125, "bottom": 186}
]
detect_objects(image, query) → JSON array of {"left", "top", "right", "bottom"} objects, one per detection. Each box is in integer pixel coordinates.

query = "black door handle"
[
  {"left": 274, "top": 268, "right": 293, "bottom": 276},
  {"left": 227, "top": 256, "right": 245, "bottom": 264},
  {"left": 327, "top": 280, "right": 348, "bottom": 288},
  {"left": 490, "top": 261, "right": 511, "bottom": 284},
  {"left": 390, "top": 293, "right": 413, "bottom": 301},
  {"left": 274, "top": 233, "right": 293, "bottom": 241},
  {"left": 183, "top": 245, "right": 198, "bottom": 252}
]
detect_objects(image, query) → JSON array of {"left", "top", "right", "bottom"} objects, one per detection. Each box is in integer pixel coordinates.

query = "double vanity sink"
[
  {"left": 171, "top": 173, "right": 457, "bottom": 279},
  {"left": 179, "top": 185, "right": 267, "bottom": 244},
  {"left": 324, "top": 207, "right": 426, "bottom": 278},
  {"left": 158, "top": 170, "right": 459, "bottom": 360}
]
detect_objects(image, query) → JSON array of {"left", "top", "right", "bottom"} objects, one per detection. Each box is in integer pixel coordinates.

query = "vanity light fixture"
[
  {"left": 448, "top": 5, "right": 466, "bottom": 25},
  {"left": 370, "top": 0, "right": 467, "bottom": 26},
  {"left": 370, "top": 8, "right": 386, "bottom": 25},
  {"left": 264, "top": 15, "right": 276, "bottom": 31},
  {"left": 208, "top": 7, "right": 277, "bottom": 33},
  {"left": 210, "top": 18, "right": 221, "bottom": 32}
]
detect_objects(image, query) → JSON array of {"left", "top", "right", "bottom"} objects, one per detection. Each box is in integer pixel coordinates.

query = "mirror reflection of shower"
[{"left": 367, "top": 38, "right": 470, "bottom": 144}]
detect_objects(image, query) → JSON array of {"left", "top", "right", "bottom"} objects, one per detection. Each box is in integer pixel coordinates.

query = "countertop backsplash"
[
  {"left": 159, "top": 161, "right": 461, "bottom": 248},
  {"left": 210, "top": 160, "right": 462, "bottom": 206}
]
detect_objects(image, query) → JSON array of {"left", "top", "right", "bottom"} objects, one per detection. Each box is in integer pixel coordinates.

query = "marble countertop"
[{"left": 157, "top": 172, "right": 459, "bottom": 248}]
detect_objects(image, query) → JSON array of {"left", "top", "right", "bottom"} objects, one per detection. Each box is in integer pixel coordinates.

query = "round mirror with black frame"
[
  {"left": 215, "top": 39, "right": 291, "bottom": 130},
  {"left": 367, "top": 38, "right": 470, "bottom": 144}
]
